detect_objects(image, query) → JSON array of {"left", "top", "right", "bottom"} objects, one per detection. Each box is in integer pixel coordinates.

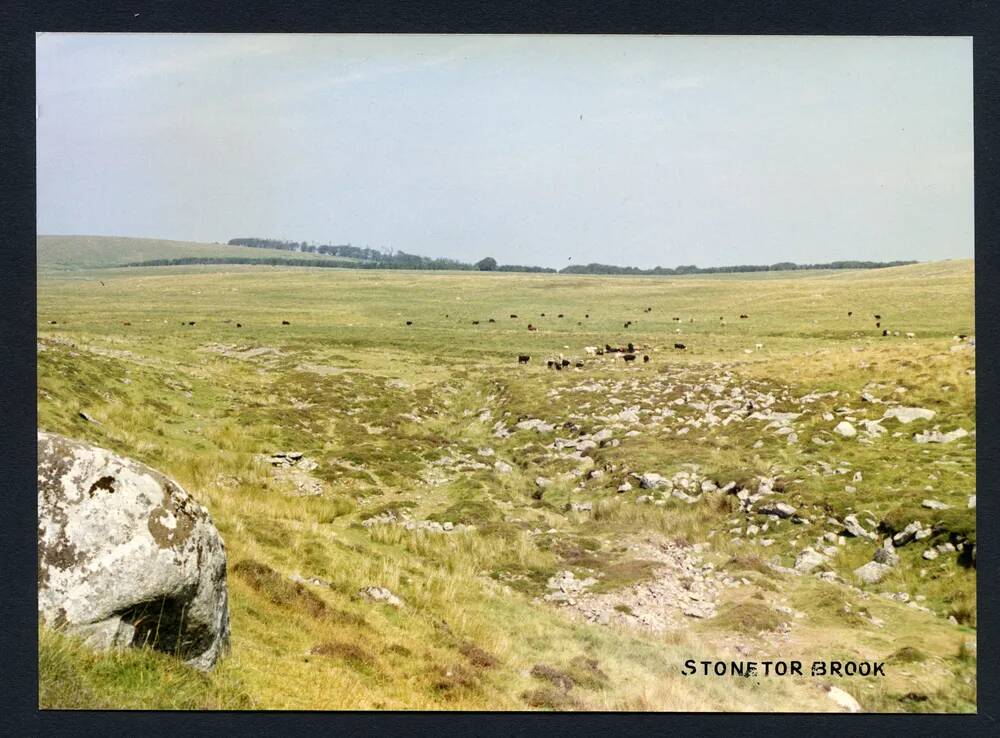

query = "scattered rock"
[
  {"left": 825, "top": 685, "right": 862, "bottom": 713},
  {"left": 794, "top": 548, "right": 827, "bottom": 573},
  {"left": 921, "top": 499, "right": 950, "bottom": 510},
  {"left": 914, "top": 428, "right": 969, "bottom": 444},
  {"left": 357, "top": 586, "right": 404, "bottom": 608},
  {"left": 882, "top": 407, "right": 935, "bottom": 424},
  {"left": 758, "top": 502, "right": 796, "bottom": 519},
  {"left": 833, "top": 421, "right": 856, "bottom": 438},
  {"left": 854, "top": 561, "right": 893, "bottom": 584}
]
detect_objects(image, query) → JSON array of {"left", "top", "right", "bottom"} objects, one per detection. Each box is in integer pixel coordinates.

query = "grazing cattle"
[
  {"left": 739, "top": 314, "right": 748, "bottom": 319},
  {"left": 876, "top": 322, "right": 880, "bottom": 328},
  {"left": 575, "top": 361, "right": 584, "bottom": 368},
  {"left": 472, "top": 320, "right": 480, "bottom": 325},
  {"left": 546, "top": 360, "right": 554, "bottom": 368},
  {"left": 623, "top": 353, "right": 636, "bottom": 362},
  {"left": 518, "top": 354, "right": 530, "bottom": 364},
  {"left": 959, "top": 334, "right": 968, "bottom": 339},
  {"left": 585, "top": 314, "right": 589, "bottom": 318},
  {"left": 605, "top": 344, "right": 618, "bottom": 353},
  {"left": 540, "top": 313, "right": 546, "bottom": 317},
  {"left": 627, "top": 342, "right": 635, "bottom": 353},
  {"left": 624, "top": 321, "right": 631, "bottom": 328},
  {"left": 555, "top": 362, "right": 563, "bottom": 371},
  {"left": 643, "top": 355, "right": 650, "bottom": 363},
  {"left": 188, "top": 321, "right": 196, "bottom": 326},
  {"left": 673, "top": 317, "right": 680, "bottom": 322},
  {"left": 874, "top": 314, "right": 882, "bottom": 320},
  {"left": 282, "top": 320, "right": 290, "bottom": 325},
  {"left": 122, "top": 322, "right": 131, "bottom": 326},
  {"left": 906, "top": 332, "right": 915, "bottom": 338},
  {"left": 48, "top": 320, "right": 57, "bottom": 325},
  {"left": 848, "top": 311, "right": 853, "bottom": 317},
  {"left": 405, "top": 321, "right": 413, "bottom": 326},
  {"left": 488, "top": 318, "right": 496, "bottom": 323},
  {"left": 674, "top": 342, "right": 686, "bottom": 350},
  {"left": 882, "top": 329, "right": 889, "bottom": 336},
  {"left": 528, "top": 324, "right": 537, "bottom": 331},
  {"left": 510, "top": 314, "right": 518, "bottom": 319},
  {"left": 561, "top": 358, "right": 570, "bottom": 367},
  {"left": 558, "top": 314, "right": 564, "bottom": 318},
  {"left": 596, "top": 348, "right": 604, "bottom": 355},
  {"left": 236, "top": 323, "right": 242, "bottom": 328},
  {"left": 755, "top": 343, "right": 764, "bottom": 350},
  {"left": 893, "top": 331, "right": 900, "bottom": 336}
]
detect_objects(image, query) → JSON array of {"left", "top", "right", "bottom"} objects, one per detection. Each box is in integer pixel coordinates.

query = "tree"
[{"left": 476, "top": 257, "right": 498, "bottom": 271}]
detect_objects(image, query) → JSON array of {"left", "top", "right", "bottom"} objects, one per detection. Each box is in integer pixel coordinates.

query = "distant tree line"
[
  {"left": 228, "top": 238, "right": 387, "bottom": 261},
  {"left": 558, "top": 260, "right": 918, "bottom": 275},
  {"left": 123, "top": 256, "right": 556, "bottom": 272},
  {"left": 208, "top": 237, "right": 919, "bottom": 275}
]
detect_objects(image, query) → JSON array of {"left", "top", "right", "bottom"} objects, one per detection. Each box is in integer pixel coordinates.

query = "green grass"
[{"left": 37, "top": 238, "right": 975, "bottom": 711}]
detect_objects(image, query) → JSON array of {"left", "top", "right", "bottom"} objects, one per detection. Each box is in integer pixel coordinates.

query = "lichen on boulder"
[{"left": 37, "top": 431, "right": 230, "bottom": 670}]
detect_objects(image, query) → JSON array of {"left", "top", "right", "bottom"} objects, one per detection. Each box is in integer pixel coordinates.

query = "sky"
[{"left": 36, "top": 34, "right": 973, "bottom": 270}]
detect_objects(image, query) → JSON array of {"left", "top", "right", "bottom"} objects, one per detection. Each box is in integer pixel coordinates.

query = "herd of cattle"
[{"left": 48, "top": 300, "right": 936, "bottom": 360}]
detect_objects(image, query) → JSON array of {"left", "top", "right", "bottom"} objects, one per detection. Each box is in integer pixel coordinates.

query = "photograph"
[{"left": 35, "top": 33, "right": 975, "bottom": 712}]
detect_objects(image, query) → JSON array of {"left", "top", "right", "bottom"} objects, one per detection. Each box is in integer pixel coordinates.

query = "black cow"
[
  {"left": 874, "top": 314, "right": 882, "bottom": 320},
  {"left": 555, "top": 362, "right": 563, "bottom": 371},
  {"left": 674, "top": 342, "right": 686, "bottom": 350},
  {"left": 575, "top": 361, "right": 584, "bottom": 368},
  {"left": 282, "top": 320, "right": 290, "bottom": 325},
  {"left": 188, "top": 321, "right": 196, "bottom": 326},
  {"left": 848, "top": 311, "right": 853, "bottom": 317},
  {"left": 627, "top": 342, "right": 635, "bottom": 353},
  {"left": 624, "top": 321, "right": 631, "bottom": 328},
  {"left": 739, "top": 314, "right": 748, "bottom": 319},
  {"left": 48, "top": 320, "right": 57, "bottom": 325},
  {"left": 558, "top": 314, "right": 564, "bottom": 318},
  {"left": 406, "top": 321, "right": 413, "bottom": 325},
  {"left": 561, "top": 358, "right": 570, "bottom": 367},
  {"left": 959, "top": 334, "right": 968, "bottom": 339},
  {"left": 488, "top": 318, "right": 496, "bottom": 323},
  {"left": 510, "top": 314, "right": 518, "bottom": 318},
  {"left": 528, "top": 324, "right": 537, "bottom": 331},
  {"left": 643, "top": 355, "right": 650, "bottom": 363},
  {"left": 547, "top": 360, "right": 554, "bottom": 368},
  {"left": 236, "top": 323, "right": 242, "bottom": 328},
  {"left": 585, "top": 314, "right": 589, "bottom": 318},
  {"left": 623, "top": 353, "right": 636, "bottom": 362},
  {"left": 540, "top": 312, "right": 546, "bottom": 317},
  {"left": 518, "top": 354, "right": 530, "bottom": 364},
  {"left": 596, "top": 348, "right": 604, "bottom": 355},
  {"left": 122, "top": 322, "right": 131, "bottom": 326},
  {"left": 876, "top": 322, "right": 880, "bottom": 328},
  {"left": 882, "top": 329, "right": 889, "bottom": 336},
  {"left": 472, "top": 320, "right": 480, "bottom": 325}
]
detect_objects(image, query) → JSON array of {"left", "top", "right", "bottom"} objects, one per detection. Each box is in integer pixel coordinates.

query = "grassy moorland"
[{"left": 36, "top": 239, "right": 975, "bottom": 711}]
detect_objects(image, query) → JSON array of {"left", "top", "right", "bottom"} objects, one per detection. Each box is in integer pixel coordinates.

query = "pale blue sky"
[{"left": 36, "top": 34, "right": 973, "bottom": 269}]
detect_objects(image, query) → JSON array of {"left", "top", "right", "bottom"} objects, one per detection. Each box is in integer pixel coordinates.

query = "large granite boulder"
[{"left": 37, "top": 431, "right": 230, "bottom": 670}]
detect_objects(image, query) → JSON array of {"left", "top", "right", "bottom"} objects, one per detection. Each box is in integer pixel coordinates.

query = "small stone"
[
  {"left": 922, "top": 499, "right": 950, "bottom": 510},
  {"left": 834, "top": 421, "right": 856, "bottom": 438},
  {"left": 854, "top": 561, "right": 892, "bottom": 584}
]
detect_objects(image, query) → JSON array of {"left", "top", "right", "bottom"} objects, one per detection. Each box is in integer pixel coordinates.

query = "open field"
[{"left": 37, "top": 242, "right": 976, "bottom": 711}]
